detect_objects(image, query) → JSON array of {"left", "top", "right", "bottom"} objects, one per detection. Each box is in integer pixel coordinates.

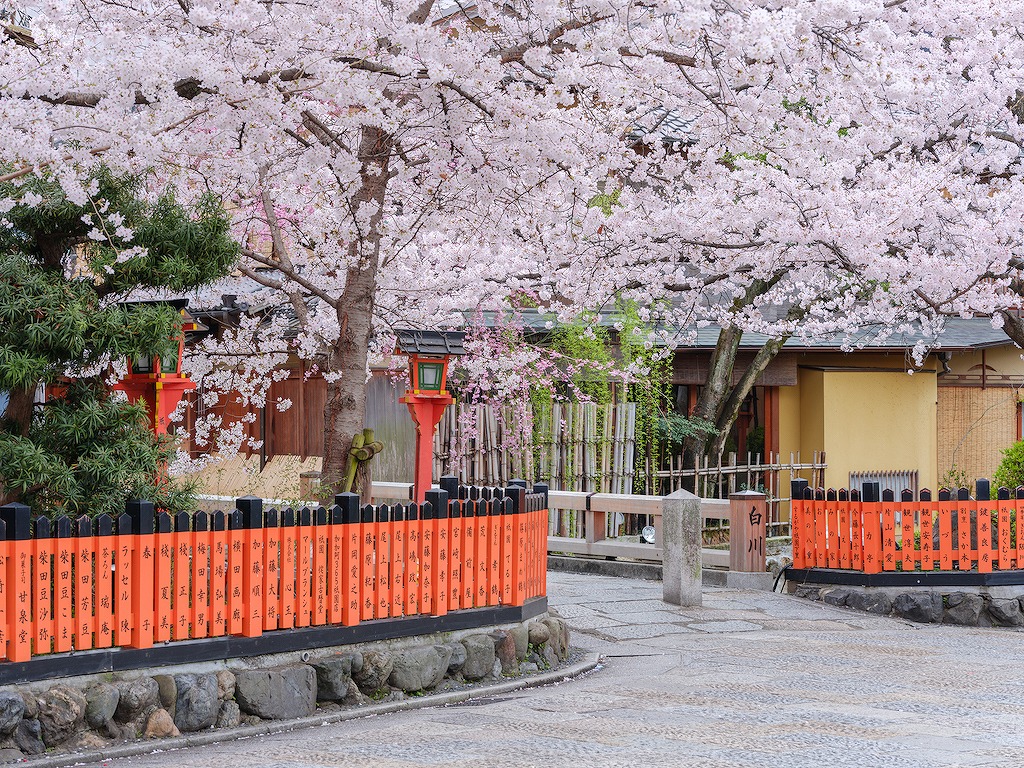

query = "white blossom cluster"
[{"left": 3, "top": 0, "right": 1024, "bottom": 466}]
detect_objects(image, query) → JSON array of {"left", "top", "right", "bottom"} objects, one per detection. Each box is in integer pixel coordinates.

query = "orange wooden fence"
[
  {"left": 0, "top": 484, "right": 548, "bottom": 663},
  {"left": 791, "top": 480, "right": 1024, "bottom": 575}
]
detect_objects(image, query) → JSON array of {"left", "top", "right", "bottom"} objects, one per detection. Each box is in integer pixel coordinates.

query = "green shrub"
[{"left": 994, "top": 441, "right": 1024, "bottom": 492}]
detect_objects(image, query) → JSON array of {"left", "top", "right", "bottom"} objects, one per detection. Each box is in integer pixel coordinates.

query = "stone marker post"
[
  {"left": 729, "top": 490, "right": 767, "bottom": 572},
  {"left": 662, "top": 488, "right": 702, "bottom": 607}
]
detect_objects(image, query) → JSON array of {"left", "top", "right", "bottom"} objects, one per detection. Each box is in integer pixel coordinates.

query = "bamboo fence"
[{"left": 433, "top": 401, "right": 637, "bottom": 493}]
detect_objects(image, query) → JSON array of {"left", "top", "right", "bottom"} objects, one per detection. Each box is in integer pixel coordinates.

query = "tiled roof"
[{"left": 394, "top": 329, "right": 467, "bottom": 356}]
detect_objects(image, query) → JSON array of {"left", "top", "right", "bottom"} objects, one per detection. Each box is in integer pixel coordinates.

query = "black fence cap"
[
  {"left": 0, "top": 503, "right": 31, "bottom": 541},
  {"left": 425, "top": 489, "right": 448, "bottom": 519},
  {"left": 126, "top": 499, "right": 155, "bottom": 535},
  {"left": 236, "top": 496, "right": 263, "bottom": 529}
]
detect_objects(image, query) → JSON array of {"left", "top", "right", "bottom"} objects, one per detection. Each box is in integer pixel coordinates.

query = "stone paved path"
[{"left": 94, "top": 572, "right": 1024, "bottom": 768}]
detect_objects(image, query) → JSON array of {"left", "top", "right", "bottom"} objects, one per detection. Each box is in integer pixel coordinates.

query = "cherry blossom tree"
[{"left": 5, "top": 0, "right": 1024, "bottom": 493}]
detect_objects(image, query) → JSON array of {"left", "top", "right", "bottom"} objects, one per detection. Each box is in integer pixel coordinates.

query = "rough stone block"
[
  {"left": 527, "top": 621, "right": 550, "bottom": 647},
  {"left": 509, "top": 623, "right": 529, "bottom": 661},
  {"left": 153, "top": 675, "right": 176, "bottom": 719},
  {"left": 943, "top": 592, "right": 984, "bottom": 626},
  {"left": 115, "top": 678, "right": 160, "bottom": 723},
  {"left": 312, "top": 655, "right": 357, "bottom": 701},
  {"left": 352, "top": 651, "right": 393, "bottom": 694},
  {"left": 37, "top": 686, "right": 86, "bottom": 747},
  {"left": 0, "top": 692, "right": 25, "bottom": 737},
  {"left": 989, "top": 597, "right": 1024, "bottom": 626},
  {"left": 388, "top": 645, "right": 452, "bottom": 692},
  {"left": 235, "top": 665, "right": 317, "bottom": 720},
  {"left": 216, "top": 670, "right": 236, "bottom": 702},
  {"left": 173, "top": 673, "right": 220, "bottom": 732},
  {"left": 493, "top": 632, "right": 519, "bottom": 676},
  {"left": 794, "top": 585, "right": 822, "bottom": 601},
  {"left": 143, "top": 708, "right": 180, "bottom": 739},
  {"left": 444, "top": 642, "right": 467, "bottom": 676},
  {"left": 13, "top": 718, "right": 43, "bottom": 756},
  {"left": 84, "top": 684, "right": 119, "bottom": 732},
  {"left": 461, "top": 634, "right": 496, "bottom": 681},
  {"left": 893, "top": 592, "right": 943, "bottom": 623},
  {"left": 822, "top": 588, "right": 853, "bottom": 607},
  {"left": 216, "top": 700, "right": 241, "bottom": 729},
  {"left": 846, "top": 591, "right": 892, "bottom": 615}
]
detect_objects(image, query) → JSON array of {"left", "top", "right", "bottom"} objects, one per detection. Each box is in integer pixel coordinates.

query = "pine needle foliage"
[{"left": 0, "top": 167, "right": 238, "bottom": 515}]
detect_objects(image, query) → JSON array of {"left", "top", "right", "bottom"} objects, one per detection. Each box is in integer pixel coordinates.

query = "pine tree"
[{"left": 0, "top": 168, "right": 238, "bottom": 515}]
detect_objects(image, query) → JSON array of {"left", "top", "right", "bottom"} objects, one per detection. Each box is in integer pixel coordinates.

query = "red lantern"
[
  {"left": 395, "top": 330, "right": 466, "bottom": 502},
  {"left": 112, "top": 301, "right": 201, "bottom": 436}
]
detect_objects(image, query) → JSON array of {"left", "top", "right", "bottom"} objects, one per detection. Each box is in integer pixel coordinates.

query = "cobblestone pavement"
[{"left": 96, "top": 572, "right": 1024, "bottom": 768}]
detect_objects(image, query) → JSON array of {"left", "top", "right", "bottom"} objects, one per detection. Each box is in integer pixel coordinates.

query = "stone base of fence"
[
  {"left": 791, "top": 581, "right": 1024, "bottom": 627},
  {"left": 0, "top": 611, "right": 571, "bottom": 760},
  {"left": 0, "top": 598, "right": 546, "bottom": 687}
]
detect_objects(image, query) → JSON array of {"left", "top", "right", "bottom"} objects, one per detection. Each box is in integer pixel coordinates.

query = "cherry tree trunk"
[
  {"left": 707, "top": 336, "right": 787, "bottom": 460},
  {"left": 680, "top": 325, "right": 743, "bottom": 490},
  {"left": 320, "top": 127, "right": 392, "bottom": 503}
]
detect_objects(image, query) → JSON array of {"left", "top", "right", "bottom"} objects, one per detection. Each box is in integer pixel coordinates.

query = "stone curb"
[{"left": 17, "top": 653, "right": 602, "bottom": 768}]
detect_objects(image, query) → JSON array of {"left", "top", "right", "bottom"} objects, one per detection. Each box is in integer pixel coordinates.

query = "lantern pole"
[{"left": 402, "top": 395, "right": 453, "bottom": 504}]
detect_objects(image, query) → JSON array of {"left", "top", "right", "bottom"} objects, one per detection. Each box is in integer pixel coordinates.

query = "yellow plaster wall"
[
  {"left": 796, "top": 368, "right": 824, "bottom": 464},
  {"left": 819, "top": 370, "right": 937, "bottom": 491},
  {"left": 777, "top": 383, "right": 802, "bottom": 463}
]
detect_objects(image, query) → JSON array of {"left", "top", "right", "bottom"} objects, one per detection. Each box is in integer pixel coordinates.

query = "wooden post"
[
  {"left": 275, "top": 508, "right": 294, "bottom": 628},
  {"left": 210, "top": 511, "right": 228, "bottom": 636},
  {"left": 126, "top": 500, "right": 155, "bottom": 649},
  {"left": 32, "top": 517, "right": 53, "bottom": 655},
  {"left": 193, "top": 511, "right": 211, "bottom": 638},
  {"left": 881, "top": 489, "right": 897, "bottom": 572},
  {"left": 237, "top": 496, "right": 264, "bottom": 637},
  {"left": 901, "top": 489, "right": 917, "bottom": 573},
  {"left": 299, "top": 471, "right": 321, "bottom": 501},
  {"left": 728, "top": 491, "right": 767, "bottom": 573},
  {"left": 172, "top": 511, "right": 191, "bottom": 640},
  {"left": 956, "top": 487, "right": 973, "bottom": 572},
  {"left": 328, "top": 501, "right": 345, "bottom": 624},
  {"left": 262, "top": 508, "right": 280, "bottom": 630},
  {"left": 313, "top": 506, "right": 329, "bottom": 624},
  {"left": 336, "top": 493, "right": 361, "bottom": 626},
  {"left": 360, "top": 503, "right": 375, "bottom": 621},
  {"left": 919, "top": 490, "right": 934, "bottom": 572},
  {"left": 861, "top": 483, "right": 882, "bottom": 574},
  {"left": 976, "top": 479, "right": 993, "bottom": 574},
  {"left": 114, "top": 513, "right": 133, "bottom": 647},
  {"left": 298, "top": 507, "right": 314, "bottom": 626},
  {"left": 506, "top": 483, "right": 527, "bottom": 607},
  {"left": 790, "top": 479, "right": 808, "bottom": 568},
  {"left": 425, "top": 488, "right": 448, "bottom": 616},
  {"left": 227, "top": 509, "right": 244, "bottom": 635},
  {"left": 405, "top": 503, "right": 421, "bottom": 615},
  {"left": 74, "top": 516, "right": 95, "bottom": 651},
  {"left": 155, "top": 513, "right": 173, "bottom": 642},
  {"left": 0, "top": 504, "right": 31, "bottom": 661}
]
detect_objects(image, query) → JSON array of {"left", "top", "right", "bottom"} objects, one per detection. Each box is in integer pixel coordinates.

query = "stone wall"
[
  {"left": 0, "top": 615, "right": 571, "bottom": 764},
  {"left": 792, "top": 584, "right": 1024, "bottom": 627}
]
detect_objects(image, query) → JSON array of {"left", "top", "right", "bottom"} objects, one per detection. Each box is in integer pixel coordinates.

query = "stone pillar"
[
  {"left": 729, "top": 491, "right": 767, "bottom": 572},
  {"left": 662, "top": 488, "right": 702, "bottom": 607}
]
